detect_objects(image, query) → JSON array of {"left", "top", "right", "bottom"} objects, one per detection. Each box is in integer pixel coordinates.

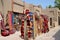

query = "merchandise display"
[
  {"left": 26, "top": 12, "right": 34, "bottom": 38},
  {"left": 0, "top": 12, "right": 10, "bottom": 36},
  {"left": 40, "top": 15, "right": 49, "bottom": 33},
  {"left": 0, "top": 10, "right": 49, "bottom": 39},
  {"left": 20, "top": 10, "right": 34, "bottom": 39},
  {"left": 35, "top": 14, "right": 49, "bottom": 35},
  {"left": 8, "top": 12, "right": 15, "bottom": 34}
]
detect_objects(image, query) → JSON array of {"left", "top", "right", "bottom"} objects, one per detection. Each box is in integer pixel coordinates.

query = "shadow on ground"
[{"left": 53, "top": 30, "right": 60, "bottom": 40}]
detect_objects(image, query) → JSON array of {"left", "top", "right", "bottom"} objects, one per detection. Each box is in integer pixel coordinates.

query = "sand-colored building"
[
  {"left": 42, "top": 8, "right": 60, "bottom": 29},
  {"left": 0, "top": 0, "right": 60, "bottom": 38},
  {"left": 0, "top": 0, "right": 42, "bottom": 38},
  {"left": 0, "top": 0, "right": 42, "bottom": 24}
]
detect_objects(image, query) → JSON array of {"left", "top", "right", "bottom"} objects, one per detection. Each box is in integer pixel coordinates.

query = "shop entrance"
[
  {"left": 58, "top": 16, "right": 60, "bottom": 25},
  {"left": 13, "top": 12, "right": 25, "bottom": 31},
  {"left": 1, "top": 11, "right": 26, "bottom": 37}
]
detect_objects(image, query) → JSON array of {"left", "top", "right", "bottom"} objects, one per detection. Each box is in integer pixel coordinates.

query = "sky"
[{"left": 22, "top": 0, "right": 55, "bottom": 8}]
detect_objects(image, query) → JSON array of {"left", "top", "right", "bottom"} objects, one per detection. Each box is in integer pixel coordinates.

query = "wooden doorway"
[
  {"left": 58, "top": 16, "right": 60, "bottom": 25},
  {"left": 50, "top": 18, "right": 52, "bottom": 26}
]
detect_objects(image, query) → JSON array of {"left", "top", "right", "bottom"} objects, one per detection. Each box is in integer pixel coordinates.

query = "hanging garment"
[
  {"left": 0, "top": 14, "right": 3, "bottom": 30},
  {"left": 0, "top": 13, "right": 10, "bottom": 36},
  {"left": 0, "top": 13, "right": 5, "bottom": 30},
  {"left": 20, "top": 18, "right": 24, "bottom": 38},
  {"left": 8, "top": 12, "right": 12, "bottom": 30},
  {"left": 0, "top": 14, "right": 2, "bottom": 21},
  {"left": 27, "top": 12, "right": 34, "bottom": 38},
  {"left": 8, "top": 12, "right": 15, "bottom": 34},
  {"left": 41, "top": 15, "right": 49, "bottom": 33},
  {"left": 0, "top": 13, "right": 2, "bottom": 35}
]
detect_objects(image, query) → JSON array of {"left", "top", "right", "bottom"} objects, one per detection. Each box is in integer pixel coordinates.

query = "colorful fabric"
[{"left": 8, "top": 12, "right": 13, "bottom": 30}]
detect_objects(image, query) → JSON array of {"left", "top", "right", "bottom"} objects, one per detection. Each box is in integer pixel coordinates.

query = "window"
[{"left": 50, "top": 18, "right": 52, "bottom": 26}]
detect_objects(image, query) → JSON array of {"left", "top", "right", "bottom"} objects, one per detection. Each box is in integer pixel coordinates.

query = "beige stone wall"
[
  {"left": 42, "top": 8, "right": 59, "bottom": 28},
  {"left": 13, "top": 4, "right": 24, "bottom": 13},
  {"left": 34, "top": 6, "right": 41, "bottom": 16},
  {"left": 13, "top": 0, "right": 23, "bottom": 5},
  {"left": 0, "top": 0, "right": 3, "bottom": 13},
  {"left": 0, "top": 0, "right": 42, "bottom": 24},
  {"left": 29, "top": 4, "right": 34, "bottom": 12},
  {"left": 24, "top": 3, "right": 30, "bottom": 11},
  {"left": 1, "top": 0, "right": 12, "bottom": 24},
  {"left": 57, "top": 10, "right": 60, "bottom": 26},
  {"left": 13, "top": 0, "right": 24, "bottom": 13}
]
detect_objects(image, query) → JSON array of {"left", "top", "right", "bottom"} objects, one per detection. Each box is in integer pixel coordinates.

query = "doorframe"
[
  {"left": 50, "top": 18, "right": 52, "bottom": 26},
  {"left": 58, "top": 16, "right": 60, "bottom": 25}
]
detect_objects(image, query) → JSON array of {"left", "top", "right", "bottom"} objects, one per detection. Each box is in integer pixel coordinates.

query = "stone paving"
[{"left": 0, "top": 26, "right": 60, "bottom": 40}]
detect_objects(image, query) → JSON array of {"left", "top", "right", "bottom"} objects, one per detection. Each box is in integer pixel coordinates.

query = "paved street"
[
  {"left": 53, "top": 30, "right": 60, "bottom": 40},
  {"left": 0, "top": 26, "right": 60, "bottom": 40},
  {"left": 35, "top": 26, "right": 60, "bottom": 40}
]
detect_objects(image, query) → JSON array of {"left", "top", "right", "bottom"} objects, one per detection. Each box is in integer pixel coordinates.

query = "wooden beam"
[{"left": 13, "top": 2, "right": 24, "bottom": 7}]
